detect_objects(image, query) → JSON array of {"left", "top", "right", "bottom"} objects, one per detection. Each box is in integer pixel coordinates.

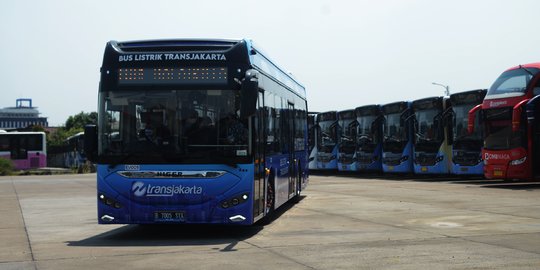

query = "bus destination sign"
[{"left": 117, "top": 67, "right": 228, "bottom": 85}]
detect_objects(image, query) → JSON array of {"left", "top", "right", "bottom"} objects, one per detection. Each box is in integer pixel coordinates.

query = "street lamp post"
[{"left": 432, "top": 82, "right": 450, "bottom": 96}]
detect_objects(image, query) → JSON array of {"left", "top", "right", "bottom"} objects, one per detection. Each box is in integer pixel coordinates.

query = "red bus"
[{"left": 469, "top": 63, "right": 540, "bottom": 179}]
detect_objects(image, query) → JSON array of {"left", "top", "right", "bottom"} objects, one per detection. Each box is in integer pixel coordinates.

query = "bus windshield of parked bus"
[
  {"left": 318, "top": 120, "right": 337, "bottom": 148},
  {"left": 383, "top": 113, "right": 406, "bottom": 142},
  {"left": 357, "top": 114, "right": 376, "bottom": 141},
  {"left": 487, "top": 68, "right": 540, "bottom": 97},
  {"left": 483, "top": 108, "right": 523, "bottom": 150},
  {"left": 339, "top": 112, "right": 356, "bottom": 150},
  {"left": 99, "top": 89, "right": 248, "bottom": 164},
  {"left": 415, "top": 108, "right": 443, "bottom": 143},
  {"left": 453, "top": 104, "right": 482, "bottom": 141}
]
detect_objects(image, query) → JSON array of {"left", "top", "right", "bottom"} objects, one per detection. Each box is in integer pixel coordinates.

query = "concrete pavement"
[{"left": 1, "top": 173, "right": 539, "bottom": 269}]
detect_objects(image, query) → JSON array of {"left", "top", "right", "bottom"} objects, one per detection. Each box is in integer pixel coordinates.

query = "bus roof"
[
  {"left": 245, "top": 39, "right": 306, "bottom": 96},
  {"left": 505, "top": 62, "right": 540, "bottom": 72}
]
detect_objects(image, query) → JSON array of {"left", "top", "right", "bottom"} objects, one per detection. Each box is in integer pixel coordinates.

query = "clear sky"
[{"left": 1, "top": 0, "right": 539, "bottom": 126}]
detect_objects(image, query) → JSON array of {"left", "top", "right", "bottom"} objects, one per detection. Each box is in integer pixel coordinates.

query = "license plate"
[
  {"left": 493, "top": 170, "right": 503, "bottom": 177},
  {"left": 460, "top": 167, "right": 469, "bottom": 172},
  {"left": 421, "top": 167, "right": 428, "bottom": 172},
  {"left": 388, "top": 166, "right": 394, "bottom": 171},
  {"left": 154, "top": 211, "right": 185, "bottom": 222}
]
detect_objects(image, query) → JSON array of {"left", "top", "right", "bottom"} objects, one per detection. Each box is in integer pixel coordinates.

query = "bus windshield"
[
  {"left": 383, "top": 113, "right": 407, "bottom": 142},
  {"left": 318, "top": 120, "right": 337, "bottom": 148},
  {"left": 483, "top": 108, "right": 523, "bottom": 150},
  {"left": 415, "top": 109, "right": 442, "bottom": 143},
  {"left": 99, "top": 89, "right": 249, "bottom": 164},
  {"left": 357, "top": 115, "right": 376, "bottom": 142},
  {"left": 487, "top": 68, "right": 539, "bottom": 97},
  {"left": 453, "top": 104, "right": 482, "bottom": 141},
  {"left": 339, "top": 117, "right": 356, "bottom": 150}
]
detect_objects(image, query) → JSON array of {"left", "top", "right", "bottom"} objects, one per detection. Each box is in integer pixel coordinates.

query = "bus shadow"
[
  {"left": 68, "top": 225, "right": 263, "bottom": 247},
  {"left": 447, "top": 178, "right": 540, "bottom": 190},
  {"left": 67, "top": 196, "right": 306, "bottom": 248},
  {"left": 67, "top": 223, "right": 263, "bottom": 248},
  {"left": 479, "top": 181, "right": 540, "bottom": 191}
]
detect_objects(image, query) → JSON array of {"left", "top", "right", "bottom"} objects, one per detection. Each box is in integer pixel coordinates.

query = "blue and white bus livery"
[{"left": 85, "top": 39, "right": 308, "bottom": 225}]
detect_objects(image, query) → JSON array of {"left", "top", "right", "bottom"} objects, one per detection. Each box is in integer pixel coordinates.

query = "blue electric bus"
[
  {"left": 337, "top": 109, "right": 358, "bottom": 171},
  {"left": 84, "top": 39, "right": 308, "bottom": 225},
  {"left": 411, "top": 96, "right": 452, "bottom": 174},
  {"left": 316, "top": 111, "right": 338, "bottom": 170},
  {"left": 355, "top": 105, "right": 383, "bottom": 172},
  {"left": 308, "top": 112, "right": 318, "bottom": 170},
  {"left": 448, "top": 89, "right": 487, "bottom": 175},
  {"left": 381, "top": 101, "right": 414, "bottom": 173}
]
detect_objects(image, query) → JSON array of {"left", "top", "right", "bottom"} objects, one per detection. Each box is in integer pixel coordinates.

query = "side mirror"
[
  {"left": 84, "top": 125, "right": 98, "bottom": 163},
  {"left": 240, "top": 69, "right": 259, "bottom": 119},
  {"left": 468, "top": 104, "right": 482, "bottom": 134}
]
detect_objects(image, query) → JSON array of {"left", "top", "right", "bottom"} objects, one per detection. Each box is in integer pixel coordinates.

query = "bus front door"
[
  {"left": 287, "top": 103, "right": 298, "bottom": 198},
  {"left": 254, "top": 91, "right": 266, "bottom": 219}
]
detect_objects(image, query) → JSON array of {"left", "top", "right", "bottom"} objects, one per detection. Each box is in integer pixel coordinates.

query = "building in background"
[{"left": 0, "top": 99, "right": 48, "bottom": 130}]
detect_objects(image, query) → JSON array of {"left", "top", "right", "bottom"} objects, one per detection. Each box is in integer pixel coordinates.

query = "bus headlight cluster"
[
  {"left": 435, "top": 156, "right": 444, "bottom": 163},
  {"left": 399, "top": 155, "right": 409, "bottom": 163},
  {"left": 99, "top": 194, "right": 123, "bottom": 209},
  {"left": 509, "top": 157, "right": 526, "bottom": 166},
  {"left": 220, "top": 193, "right": 249, "bottom": 209}
]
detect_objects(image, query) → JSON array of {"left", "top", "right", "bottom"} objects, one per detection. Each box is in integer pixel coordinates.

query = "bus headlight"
[
  {"left": 509, "top": 157, "right": 526, "bottom": 166},
  {"left": 435, "top": 156, "right": 444, "bottom": 163},
  {"left": 220, "top": 193, "right": 249, "bottom": 209},
  {"left": 98, "top": 193, "right": 123, "bottom": 209}
]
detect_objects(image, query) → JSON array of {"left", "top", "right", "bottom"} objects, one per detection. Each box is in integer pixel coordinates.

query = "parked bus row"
[
  {"left": 309, "top": 89, "right": 487, "bottom": 176},
  {"left": 309, "top": 63, "right": 540, "bottom": 181}
]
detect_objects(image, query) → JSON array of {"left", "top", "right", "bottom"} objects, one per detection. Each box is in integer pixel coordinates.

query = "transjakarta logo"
[
  {"left": 131, "top": 181, "right": 203, "bottom": 197},
  {"left": 119, "top": 53, "right": 226, "bottom": 62},
  {"left": 484, "top": 153, "right": 510, "bottom": 161}
]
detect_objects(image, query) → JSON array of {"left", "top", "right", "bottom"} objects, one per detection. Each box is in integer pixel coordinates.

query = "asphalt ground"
[{"left": 1, "top": 173, "right": 540, "bottom": 269}]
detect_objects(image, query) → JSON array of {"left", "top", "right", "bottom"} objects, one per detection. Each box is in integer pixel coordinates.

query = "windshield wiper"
[{"left": 519, "top": 65, "right": 535, "bottom": 77}]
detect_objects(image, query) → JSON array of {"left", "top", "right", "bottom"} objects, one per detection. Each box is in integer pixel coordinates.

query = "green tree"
[
  {"left": 47, "top": 111, "right": 97, "bottom": 147},
  {"left": 65, "top": 112, "right": 98, "bottom": 131}
]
